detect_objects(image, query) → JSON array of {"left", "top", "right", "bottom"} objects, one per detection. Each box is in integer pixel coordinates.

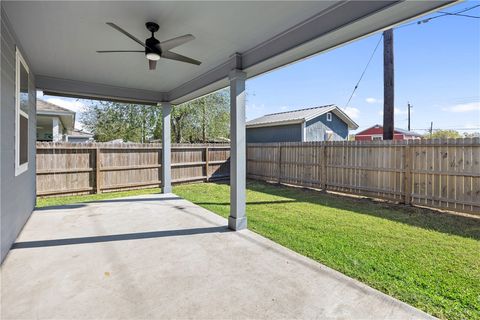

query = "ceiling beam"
[
  {"left": 167, "top": 54, "right": 241, "bottom": 104},
  {"left": 37, "top": 75, "right": 166, "bottom": 105}
]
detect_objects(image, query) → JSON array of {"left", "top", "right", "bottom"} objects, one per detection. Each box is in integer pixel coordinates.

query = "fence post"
[
  {"left": 205, "top": 146, "right": 210, "bottom": 181},
  {"left": 95, "top": 147, "right": 102, "bottom": 194},
  {"left": 403, "top": 143, "right": 412, "bottom": 205},
  {"left": 277, "top": 143, "right": 282, "bottom": 184},
  {"left": 322, "top": 143, "right": 327, "bottom": 191}
]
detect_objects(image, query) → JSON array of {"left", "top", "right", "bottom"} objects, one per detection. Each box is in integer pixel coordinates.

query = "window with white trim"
[
  {"left": 326, "top": 112, "right": 332, "bottom": 121},
  {"left": 372, "top": 135, "right": 383, "bottom": 141},
  {"left": 15, "top": 48, "right": 30, "bottom": 176}
]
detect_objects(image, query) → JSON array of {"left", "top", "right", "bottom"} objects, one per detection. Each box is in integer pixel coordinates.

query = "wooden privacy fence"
[
  {"left": 37, "top": 139, "right": 480, "bottom": 215},
  {"left": 247, "top": 139, "right": 480, "bottom": 214},
  {"left": 36, "top": 142, "right": 230, "bottom": 196}
]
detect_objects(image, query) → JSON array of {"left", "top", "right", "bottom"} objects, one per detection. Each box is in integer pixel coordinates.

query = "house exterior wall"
[
  {"left": 305, "top": 112, "right": 348, "bottom": 141},
  {"left": 1, "top": 8, "right": 37, "bottom": 263},
  {"left": 36, "top": 115, "right": 53, "bottom": 141},
  {"left": 37, "top": 115, "right": 67, "bottom": 141},
  {"left": 246, "top": 123, "right": 302, "bottom": 143},
  {"left": 355, "top": 133, "right": 406, "bottom": 141},
  {"left": 355, "top": 126, "right": 421, "bottom": 141}
]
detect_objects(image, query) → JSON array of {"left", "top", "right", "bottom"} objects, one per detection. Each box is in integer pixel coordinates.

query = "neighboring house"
[
  {"left": 37, "top": 99, "right": 93, "bottom": 142},
  {"left": 36, "top": 99, "right": 75, "bottom": 141},
  {"left": 246, "top": 105, "right": 358, "bottom": 143},
  {"left": 66, "top": 129, "right": 94, "bottom": 143},
  {"left": 355, "top": 124, "right": 423, "bottom": 141}
]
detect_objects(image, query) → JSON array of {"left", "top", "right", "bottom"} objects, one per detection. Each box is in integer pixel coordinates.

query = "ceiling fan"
[{"left": 97, "top": 22, "right": 201, "bottom": 70}]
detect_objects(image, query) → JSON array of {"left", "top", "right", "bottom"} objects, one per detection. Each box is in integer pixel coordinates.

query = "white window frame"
[
  {"left": 371, "top": 135, "right": 383, "bottom": 141},
  {"left": 15, "top": 48, "right": 30, "bottom": 176},
  {"left": 326, "top": 112, "right": 332, "bottom": 122}
]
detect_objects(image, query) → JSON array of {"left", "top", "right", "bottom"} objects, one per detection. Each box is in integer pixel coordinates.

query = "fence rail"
[
  {"left": 37, "top": 139, "right": 480, "bottom": 215},
  {"left": 36, "top": 142, "right": 230, "bottom": 196}
]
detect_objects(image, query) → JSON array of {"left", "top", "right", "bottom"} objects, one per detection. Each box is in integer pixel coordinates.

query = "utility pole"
[
  {"left": 407, "top": 102, "right": 413, "bottom": 131},
  {"left": 429, "top": 121, "right": 433, "bottom": 138},
  {"left": 383, "top": 29, "right": 394, "bottom": 140}
]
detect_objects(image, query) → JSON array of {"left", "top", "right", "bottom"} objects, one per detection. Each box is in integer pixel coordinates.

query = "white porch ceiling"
[{"left": 3, "top": 1, "right": 455, "bottom": 104}]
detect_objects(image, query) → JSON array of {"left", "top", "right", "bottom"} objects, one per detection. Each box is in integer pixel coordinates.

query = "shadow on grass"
[{"left": 210, "top": 180, "right": 480, "bottom": 241}]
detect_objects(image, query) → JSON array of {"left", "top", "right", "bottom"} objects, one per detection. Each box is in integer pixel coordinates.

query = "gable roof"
[
  {"left": 37, "top": 99, "right": 75, "bottom": 115},
  {"left": 246, "top": 105, "right": 358, "bottom": 129},
  {"left": 355, "top": 124, "right": 423, "bottom": 137},
  {"left": 37, "top": 99, "right": 76, "bottom": 131}
]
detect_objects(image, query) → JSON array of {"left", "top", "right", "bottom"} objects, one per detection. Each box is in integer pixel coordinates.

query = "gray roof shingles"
[
  {"left": 37, "top": 99, "right": 75, "bottom": 114},
  {"left": 246, "top": 105, "right": 335, "bottom": 127}
]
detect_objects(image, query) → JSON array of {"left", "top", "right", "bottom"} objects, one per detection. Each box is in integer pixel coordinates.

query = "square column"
[
  {"left": 228, "top": 69, "right": 247, "bottom": 230},
  {"left": 161, "top": 102, "right": 172, "bottom": 193},
  {"left": 52, "top": 117, "right": 61, "bottom": 141}
]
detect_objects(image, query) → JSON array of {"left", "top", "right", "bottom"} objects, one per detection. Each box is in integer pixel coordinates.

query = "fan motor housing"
[{"left": 145, "top": 37, "right": 161, "bottom": 55}]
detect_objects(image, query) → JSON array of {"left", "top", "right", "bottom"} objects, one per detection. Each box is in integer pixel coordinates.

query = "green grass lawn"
[{"left": 37, "top": 181, "right": 480, "bottom": 319}]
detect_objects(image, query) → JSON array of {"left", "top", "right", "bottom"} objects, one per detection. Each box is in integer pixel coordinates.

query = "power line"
[
  {"left": 438, "top": 12, "right": 480, "bottom": 19},
  {"left": 344, "top": 34, "right": 383, "bottom": 108},
  {"left": 413, "top": 127, "right": 480, "bottom": 131},
  {"left": 342, "top": 4, "right": 479, "bottom": 110},
  {"left": 395, "top": 4, "right": 480, "bottom": 29}
]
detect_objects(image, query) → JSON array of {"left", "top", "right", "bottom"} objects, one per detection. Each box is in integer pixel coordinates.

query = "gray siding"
[
  {"left": 247, "top": 123, "right": 302, "bottom": 143},
  {"left": 1, "top": 7, "right": 37, "bottom": 263},
  {"left": 305, "top": 112, "right": 348, "bottom": 141}
]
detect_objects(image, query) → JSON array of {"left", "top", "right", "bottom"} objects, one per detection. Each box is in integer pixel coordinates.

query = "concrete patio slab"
[{"left": 1, "top": 194, "right": 434, "bottom": 319}]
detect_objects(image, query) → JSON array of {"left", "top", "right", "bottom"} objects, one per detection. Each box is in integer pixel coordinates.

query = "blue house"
[{"left": 246, "top": 105, "right": 358, "bottom": 143}]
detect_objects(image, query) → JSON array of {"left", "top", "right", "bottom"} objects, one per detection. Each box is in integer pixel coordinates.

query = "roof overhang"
[
  {"left": 2, "top": 1, "right": 456, "bottom": 105},
  {"left": 37, "top": 111, "right": 75, "bottom": 131},
  {"left": 246, "top": 119, "right": 304, "bottom": 129},
  {"left": 329, "top": 107, "right": 359, "bottom": 130}
]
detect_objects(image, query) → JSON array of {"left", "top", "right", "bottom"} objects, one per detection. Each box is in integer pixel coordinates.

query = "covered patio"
[
  {"left": 2, "top": 193, "right": 433, "bottom": 319},
  {"left": 1, "top": 0, "right": 454, "bottom": 235},
  {"left": 0, "top": 1, "right": 455, "bottom": 318}
]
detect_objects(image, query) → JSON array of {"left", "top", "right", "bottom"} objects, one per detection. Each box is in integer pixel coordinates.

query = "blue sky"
[{"left": 41, "top": 1, "right": 480, "bottom": 134}]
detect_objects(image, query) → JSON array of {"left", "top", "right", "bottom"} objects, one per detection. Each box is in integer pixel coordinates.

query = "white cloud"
[
  {"left": 344, "top": 107, "right": 360, "bottom": 119},
  {"left": 45, "top": 97, "right": 87, "bottom": 113},
  {"left": 366, "top": 97, "right": 382, "bottom": 104},
  {"left": 442, "top": 102, "right": 480, "bottom": 113}
]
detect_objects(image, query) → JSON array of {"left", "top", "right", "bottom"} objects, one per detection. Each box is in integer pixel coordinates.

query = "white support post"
[
  {"left": 161, "top": 102, "right": 172, "bottom": 194},
  {"left": 228, "top": 69, "right": 247, "bottom": 230},
  {"left": 52, "top": 117, "right": 61, "bottom": 142}
]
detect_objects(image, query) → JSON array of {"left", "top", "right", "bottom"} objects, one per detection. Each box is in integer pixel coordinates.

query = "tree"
[
  {"left": 171, "top": 89, "right": 230, "bottom": 143},
  {"left": 81, "top": 101, "right": 162, "bottom": 142},
  {"left": 427, "top": 129, "right": 462, "bottom": 139},
  {"left": 80, "top": 89, "right": 230, "bottom": 143}
]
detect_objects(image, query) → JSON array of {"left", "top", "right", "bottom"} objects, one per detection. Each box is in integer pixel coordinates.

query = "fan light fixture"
[
  {"left": 96, "top": 22, "right": 201, "bottom": 70},
  {"left": 146, "top": 52, "right": 160, "bottom": 61}
]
